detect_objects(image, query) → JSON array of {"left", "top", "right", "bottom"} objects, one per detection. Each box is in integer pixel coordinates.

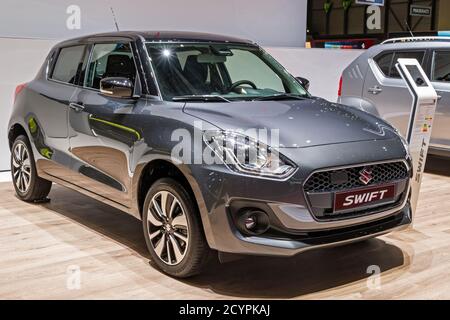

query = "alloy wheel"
[
  {"left": 147, "top": 191, "right": 189, "bottom": 266},
  {"left": 12, "top": 142, "right": 32, "bottom": 194}
]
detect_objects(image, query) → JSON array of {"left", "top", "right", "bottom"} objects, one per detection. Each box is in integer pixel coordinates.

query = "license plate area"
[{"left": 334, "top": 184, "right": 396, "bottom": 213}]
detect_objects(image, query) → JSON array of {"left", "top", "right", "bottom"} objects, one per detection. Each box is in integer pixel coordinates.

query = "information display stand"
[{"left": 395, "top": 58, "right": 438, "bottom": 215}]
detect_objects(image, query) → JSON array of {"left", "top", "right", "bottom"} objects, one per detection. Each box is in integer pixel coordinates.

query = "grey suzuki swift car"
[{"left": 8, "top": 31, "right": 412, "bottom": 277}]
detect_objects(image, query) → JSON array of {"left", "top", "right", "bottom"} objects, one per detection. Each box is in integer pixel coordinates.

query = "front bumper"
[
  {"left": 223, "top": 202, "right": 411, "bottom": 256},
  {"left": 201, "top": 190, "right": 411, "bottom": 257},
  {"left": 188, "top": 139, "right": 412, "bottom": 256}
]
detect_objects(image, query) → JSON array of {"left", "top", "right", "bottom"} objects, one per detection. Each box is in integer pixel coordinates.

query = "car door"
[
  {"left": 68, "top": 41, "right": 142, "bottom": 208},
  {"left": 430, "top": 49, "right": 450, "bottom": 150},
  {"left": 362, "top": 50, "right": 427, "bottom": 136},
  {"left": 34, "top": 45, "right": 88, "bottom": 177}
]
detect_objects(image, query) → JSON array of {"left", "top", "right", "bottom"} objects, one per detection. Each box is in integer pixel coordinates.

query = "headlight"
[{"left": 203, "top": 130, "right": 297, "bottom": 179}]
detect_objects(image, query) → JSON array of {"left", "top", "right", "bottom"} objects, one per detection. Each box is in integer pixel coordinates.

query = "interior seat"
[
  {"left": 104, "top": 54, "right": 135, "bottom": 79},
  {"left": 94, "top": 54, "right": 135, "bottom": 89},
  {"left": 156, "top": 55, "right": 192, "bottom": 97}
]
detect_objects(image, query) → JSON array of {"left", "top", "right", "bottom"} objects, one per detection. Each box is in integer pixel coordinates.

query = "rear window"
[
  {"left": 51, "top": 45, "right": 86, "bottom": 84},
  {"left": 375, "top": 51, "right": 425, "bottom": 79},
  {"left": 374, "top": 52, "right": 393, "bottom": 76}
]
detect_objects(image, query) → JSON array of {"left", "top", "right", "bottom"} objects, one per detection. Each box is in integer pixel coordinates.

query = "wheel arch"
[
  {"left": 8, "top": 123, "right": 28, "bottom": 150},
  {"left": 134, "top": 158, "right": 216, "bottom": 248},
  {"left": 135, "top": 159, "right": 199, "bottom": 219}
]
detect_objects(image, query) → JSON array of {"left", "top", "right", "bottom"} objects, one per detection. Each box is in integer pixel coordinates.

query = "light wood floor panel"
[{"left": 1, "top": 156, "right": 450, "bottom": 299}]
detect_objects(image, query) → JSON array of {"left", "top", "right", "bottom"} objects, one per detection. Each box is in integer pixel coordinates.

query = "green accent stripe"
[{"left": 89, "top": 116, "right": 142, "bottom": 140}]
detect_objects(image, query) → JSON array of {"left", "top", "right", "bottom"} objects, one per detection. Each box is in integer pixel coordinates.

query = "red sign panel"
[{"left": 334, "top": 184, "right": 396, "bottom": 212}]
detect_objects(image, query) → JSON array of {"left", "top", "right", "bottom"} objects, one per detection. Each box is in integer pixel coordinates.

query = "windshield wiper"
[
  {"left": 172, "top": 95, "right": 231, "bottom": 103},
  {"left": 252, "top": 93, "right": 307, "bottom": 101}
]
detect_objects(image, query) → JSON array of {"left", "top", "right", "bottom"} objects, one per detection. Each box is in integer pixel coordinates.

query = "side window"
[
  {"left": 432, "top": 51, "right": 450, "bottom": 83},
  {"left": 374, "top": 51, "right": 425, "bottom": 79},
  {"left": 390, "top": 51, "right": 425, "bottom": 79},
  {"left": 84, "top": 43, "right": 136, "bottom": 89},
  {"left": 375, "top": 52, "right": 394, "bottom": 76},
  {"left": 51, "top": 45, "right": 86, "bottom": 84}
]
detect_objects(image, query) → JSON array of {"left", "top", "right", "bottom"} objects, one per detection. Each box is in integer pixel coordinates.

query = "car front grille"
[
  {"left": 303, "top": 161, "right": 410, "bottom": 220},
  {"left": 304, "top": 161, "right": 409, "bottom": 193}
]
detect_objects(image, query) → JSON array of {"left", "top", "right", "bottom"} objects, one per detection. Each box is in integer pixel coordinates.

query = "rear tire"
[
  {"left": 11, "top": 135, "right": 52, "bottom": 202},
  {"left": 142, "top": 178, "right": 210, "bottom": 278}
]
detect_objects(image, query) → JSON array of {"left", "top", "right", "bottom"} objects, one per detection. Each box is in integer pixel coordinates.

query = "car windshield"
[{"left": 145, "top": 42, "right": 309, "bottom": 101}]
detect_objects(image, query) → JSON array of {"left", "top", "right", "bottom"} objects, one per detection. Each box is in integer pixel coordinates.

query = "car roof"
[
  {"left": 56, "top": 31, "right": 255, "bottom": 47},
  {"left": 359, "top": 39, "right": 450, "bottom": 60},
  {"left": 375, "top": 37, "right": 450, "bottom": 51},
  {"left": 381, "top": 36, "right": 450, "bottom": 45}
]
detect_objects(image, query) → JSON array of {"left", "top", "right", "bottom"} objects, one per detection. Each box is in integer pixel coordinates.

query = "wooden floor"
[{"left": 1, "top": 157, "right": 450, "bottom": 299}]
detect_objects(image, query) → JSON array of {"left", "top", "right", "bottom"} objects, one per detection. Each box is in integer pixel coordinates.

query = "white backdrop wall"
[{"left": 267, "top": 48, "right": 364, "bottom": 102}]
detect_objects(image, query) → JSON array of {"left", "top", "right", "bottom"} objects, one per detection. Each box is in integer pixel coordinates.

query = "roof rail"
[{"left": 382, "top": 36, "right": 450, "bottom": 44}]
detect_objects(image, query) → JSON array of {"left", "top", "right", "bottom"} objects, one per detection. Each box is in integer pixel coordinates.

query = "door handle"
[
  {"left": 368, "top": 86, "right": 383, "bottom": 95},
  {"left": 69, "top": 102, "right": 85, "bottom": 112}
]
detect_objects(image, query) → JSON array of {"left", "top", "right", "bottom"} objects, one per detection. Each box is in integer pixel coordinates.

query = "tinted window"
[
  {"left": 375, "top": 52, "right": 394, "bottom": 76},
  {"left": 51, "top": 45, "right": 86, "bottom": 84},
  {"left": 390, "top": 51, "right": 425, "bottom": 78},
  {"left": 432, "top": 51, "right": 450, "bottom": 82},
  {"left": 375, "top": 51, "right": 425, "bottom": 78},
  {"left": 84, "top": 43, "right": 136, "bottom": 89}
]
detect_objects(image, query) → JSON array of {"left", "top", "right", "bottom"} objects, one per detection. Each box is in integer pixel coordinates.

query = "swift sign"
[{"left": 396, "top": 58, "right": 438, "bottom": 214}]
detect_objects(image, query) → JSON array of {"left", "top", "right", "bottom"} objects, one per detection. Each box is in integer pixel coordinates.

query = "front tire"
[
  {"left": 142, "top": 178, "right": 209, "bottom": 278},
  {"left": 11, "top": 135, "right": 52, "bottom": 202}
]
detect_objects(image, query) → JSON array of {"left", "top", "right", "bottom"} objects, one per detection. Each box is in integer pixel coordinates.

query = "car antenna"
[
  {"left": 405, "top": 19, "right": 415, "bottom": 37},
  {"left": 110, "top": 7, "right": 120, "bottom": 31}
]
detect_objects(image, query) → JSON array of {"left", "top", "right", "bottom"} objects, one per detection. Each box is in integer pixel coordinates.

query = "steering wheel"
[{"left": 229, "top": 80, "right": 258, "bottom": 92}]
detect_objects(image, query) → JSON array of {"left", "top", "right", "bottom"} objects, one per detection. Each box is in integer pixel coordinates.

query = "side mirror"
[
  {"left": 296, "top": 77, "right": 310, "bottom": 91},
  {"left": 100, "top": 77, "right": 134, "bottom": 98}
]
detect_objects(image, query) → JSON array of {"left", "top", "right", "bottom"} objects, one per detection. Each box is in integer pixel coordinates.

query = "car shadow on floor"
[
  {"left": 425, "top": 155, "right": 450, "bottom": 177},
  {"left": 43, "top": 185, "right": 407, "bottom": 299},
  {"left": 184, "top": 239, "right": 405, "bottom": 298},
  {"left": 40, "top": 186, "right": 151, "bottom": 259}
]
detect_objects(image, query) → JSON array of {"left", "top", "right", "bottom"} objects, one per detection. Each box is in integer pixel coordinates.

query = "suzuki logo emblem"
[{"left": 359, "top": 167, "right": 373, "bottom": 185}]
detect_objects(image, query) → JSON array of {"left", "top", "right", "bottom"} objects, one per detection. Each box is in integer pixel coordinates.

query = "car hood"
[{"left": 183, "top": 98, "right": 400, "bottom": 148}]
